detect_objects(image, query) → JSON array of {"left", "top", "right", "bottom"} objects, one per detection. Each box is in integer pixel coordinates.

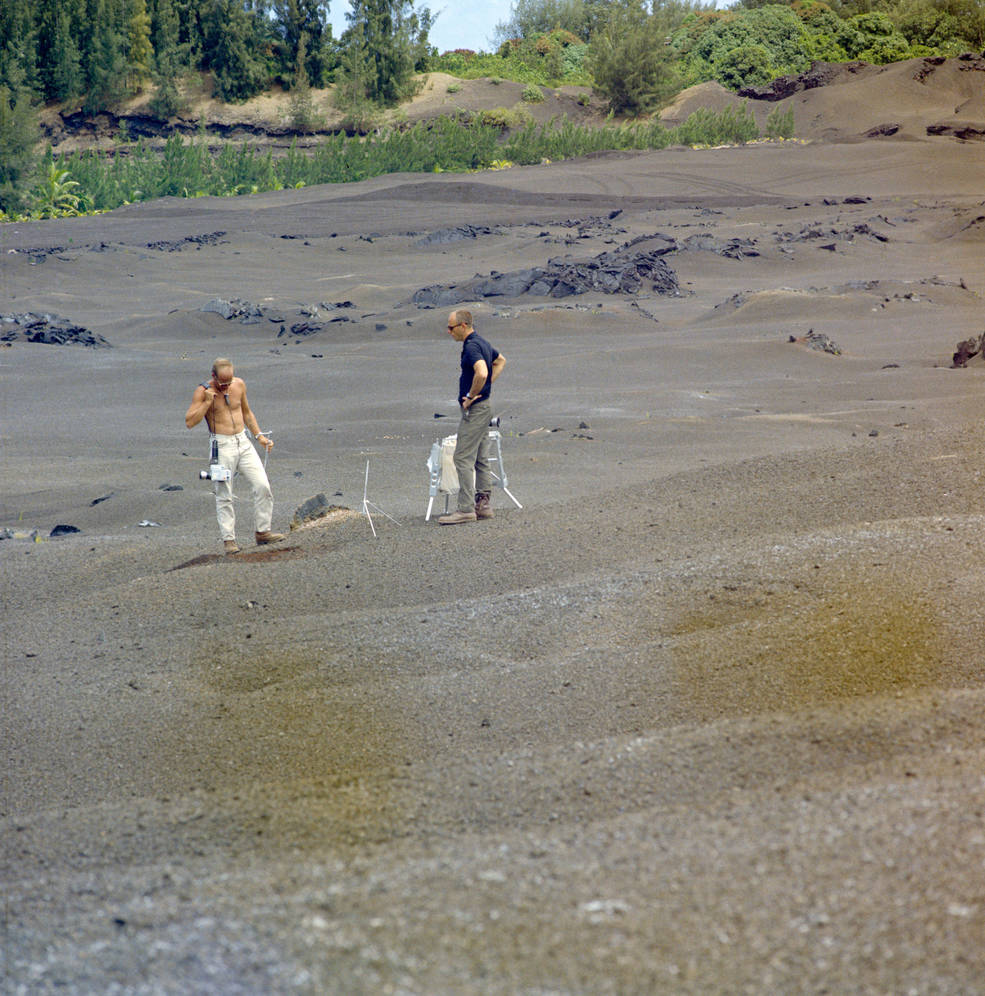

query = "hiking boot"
[
  {"left": 474, "top": 493, "right": 494, "bottom": 520},
  {"left": 438, "top": 509, "right": 477, "bottom": 525},
  {"left": 224, "top": 540, "right": 241, "bottom": 555},
  {"left": 255, "top": 530, "right": 286, "bottom": 545}
]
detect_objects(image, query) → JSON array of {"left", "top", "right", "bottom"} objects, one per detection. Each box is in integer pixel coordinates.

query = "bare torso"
[
  {"left": 186, "top": 371, "right": 271, "bottom": 450},
  {"left": 202, "top": 378, "right": 246, "bottom": 435},
  {"left": 185, "top": 377, "right": 264, "bottom": 434}
]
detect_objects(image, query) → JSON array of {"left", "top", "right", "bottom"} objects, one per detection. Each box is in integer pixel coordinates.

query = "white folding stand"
[
  {"left": 362, "top": 460, "right": 399, "bottom": 538},
  {"left": 425, "top": 424, "right": 522, "bottom": 520}
]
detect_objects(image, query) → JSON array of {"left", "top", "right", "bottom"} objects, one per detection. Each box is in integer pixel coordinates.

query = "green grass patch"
[{"left": 2, "top": 104, "right": 790, "bottom": 221}]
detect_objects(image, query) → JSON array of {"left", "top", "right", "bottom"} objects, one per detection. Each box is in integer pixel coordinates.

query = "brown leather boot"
[
  {"left": 474, "top": 493, "right": 494, "bottom": 519},
  {"left": 224, "top": 540, "right": 241, "bottom": 554},
  {"left": 438, "top": 509, "right": 476, "bottom": 525},
  {"left": 255, "top": 530, "right": 286, "bottom": 545}
]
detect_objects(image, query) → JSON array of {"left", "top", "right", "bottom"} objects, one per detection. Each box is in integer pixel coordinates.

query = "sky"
[{"left": 328, "top": 1, "right": 516, "bottom": 55}]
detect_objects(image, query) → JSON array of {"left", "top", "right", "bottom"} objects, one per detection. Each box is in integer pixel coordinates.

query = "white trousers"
[{"left": 213, "top": 431, "right": 273, "bottom": 540}]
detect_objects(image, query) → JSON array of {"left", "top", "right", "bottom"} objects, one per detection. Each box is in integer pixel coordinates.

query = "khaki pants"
[
  {"left": 453, "top": 399, "right": 493, "bottom": 512},
  {"left": 213, "top": 431, "right": 273, "bottom": 541}
]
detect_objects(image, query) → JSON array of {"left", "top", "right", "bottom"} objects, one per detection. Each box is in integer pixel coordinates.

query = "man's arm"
[
  {"left": 185, "top": 385, "right": 215, "bottom": 429},
  {"left": 463, "top": 359, "right": 488, "bottom": 407},
  {"left": 241, "top": 389, "right": 273, "bottom": 450},
  {"left": 490, "top": 353, "right": 506, "bottom": 383}
]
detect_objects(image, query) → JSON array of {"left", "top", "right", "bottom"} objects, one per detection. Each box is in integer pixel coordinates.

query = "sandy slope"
[
  {"left": 40, "top": 70, "right": 606, "bottom": 153},
  {"left": 664, "top": 54, "right": 985, "bottom": 142},
  {"left": 40, "top": 54, "right": 985, "bottom": 151},
  {"left": 4, "top": 77, "right": 985, "bottom": 994}
]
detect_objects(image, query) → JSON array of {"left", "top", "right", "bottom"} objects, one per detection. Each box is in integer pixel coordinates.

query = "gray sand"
[{"left": 4, "top": 137, "right": 985, "bottom": 993}]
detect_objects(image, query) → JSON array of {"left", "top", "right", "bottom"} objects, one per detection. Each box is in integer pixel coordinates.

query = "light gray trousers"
[{"left": 453, "top": 399, "right": 493, "bottom": 512}]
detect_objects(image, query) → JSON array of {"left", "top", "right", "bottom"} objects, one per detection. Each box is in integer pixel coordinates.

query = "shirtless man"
[{"left": 185, "top": 357, "right": 285, "bottom": 554}]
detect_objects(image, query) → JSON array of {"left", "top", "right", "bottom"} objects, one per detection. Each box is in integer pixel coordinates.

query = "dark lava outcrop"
[{"left": 412, "top": 245, "right": 680, "bottom": 308}]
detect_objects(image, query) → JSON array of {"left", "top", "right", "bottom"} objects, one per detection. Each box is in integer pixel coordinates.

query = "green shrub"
[
  {"left": 562, "top": 42, "right": 589, "bottom": 80},
  {"left": 672, "top": 4, "right": 811, "bottom": 90},
  {"left": 477, "top": 106, "right": 533, "bottom": 129},
  {"left": 289, "top": 86, "right": 325, "bottom": 134},
  {"left": 894, "top": 2, "right": 980, "bottom": 55},
  {"left": 717, "top": 44, "right": 775, "bottom": 90},
  {"left": 856, "top": 35, "right": 914, "bottom": 63},
  {"left": 31, "top": 160, "right": 87, "bottom": 218},
  {"left": 434, "top": 52, "right": 468, "bottom": 74},
  {"left": 522, "top": 83, "right": 545, "bottom": 102},
  {"left": 590, "top": 1, "right": 682, "bottom": 115},
  {"left": 845, "top": 12, "right": 915, "bottom": 63},
  {"left": 765, "top": 104, "right": 794, "bottom": 139},
  {"left": 149, "top": 75, "right": 185, "bottom": 119},
  {"left": 287, "top": 36, "right": 325, "bottom": 134},
  {"left": 0, "top": 85, "right": 39, "bottom": 215},
  {"left": 430, "top": 34, "right": 591, "bottom": 86},
  {"left": 673, "top": 104, "right": 759, "bottom": 146}
]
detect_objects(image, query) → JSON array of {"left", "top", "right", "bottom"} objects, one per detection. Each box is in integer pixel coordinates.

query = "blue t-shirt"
[{"left": 459, "top": 332, "right": 499, "bottom": 403}]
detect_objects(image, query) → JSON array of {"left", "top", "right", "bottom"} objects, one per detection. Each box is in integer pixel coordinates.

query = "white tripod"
[{"left": 426, "top": 421, "right": 522, "bottom": 521}]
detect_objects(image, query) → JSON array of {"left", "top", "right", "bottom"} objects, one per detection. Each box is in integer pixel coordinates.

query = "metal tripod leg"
[
  {"left": 487, "top": 429, "right": 522, "bottom": 510},
  {"left": 425, "top": 441, "right": 441, "bottom": 521}
]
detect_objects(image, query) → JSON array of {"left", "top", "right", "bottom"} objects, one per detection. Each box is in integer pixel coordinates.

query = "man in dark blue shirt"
[{"left": 439, "top": 309, "right": 507, "bottom": 524}]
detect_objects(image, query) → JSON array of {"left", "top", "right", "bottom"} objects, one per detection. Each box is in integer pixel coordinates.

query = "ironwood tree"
[{"left": 338, "top": 0, "right": 433, "bottom": 106}]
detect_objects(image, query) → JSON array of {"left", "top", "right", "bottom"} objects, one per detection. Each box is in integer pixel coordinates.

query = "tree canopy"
[
  {"left": 0, "top": 0, "right": 345, "bottom": 108},
  {"left": 590, "top": 1, "right": 689, "bottom": 114},
  {"left": 336, "top": 0, "right": 433, "bottom": 106},
  {"left": 2, "top": 0, "right": 980, "bottom": 114}
]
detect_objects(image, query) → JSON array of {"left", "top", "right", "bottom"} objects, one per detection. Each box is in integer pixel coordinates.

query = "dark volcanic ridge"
[{"left": 1, "top": 312, "right": 111, "bottom": 348}]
